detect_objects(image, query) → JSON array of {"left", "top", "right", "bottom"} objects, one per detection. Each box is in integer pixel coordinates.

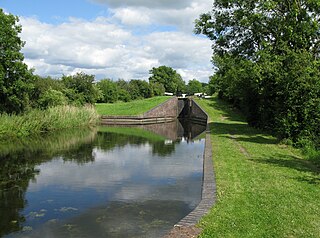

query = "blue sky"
[
  {"left": 2, "top": 0, "right": 109, "bottom": 23},
  {"left": 1, "top": 0, "right": 213, "bottom": 82}
]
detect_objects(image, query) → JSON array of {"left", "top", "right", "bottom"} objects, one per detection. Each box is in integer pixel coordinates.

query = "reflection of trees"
[
  {"left": 152, "top": 141, "right": 177, "bottom": 156},
  {"left": 0, "top": 128, "right": 96, "bottom": 236},
  {"left": 0, "top": 152, "right": 39, "bottom": 236},
  {"left": 62, "top": 143, "right": 95, "bottom": 164},
  {"left": 95, "top": 132, "right": 153, "bottom": 151},
  {"left": 94, "top": 131, "right": 178, "bottom": 157}
]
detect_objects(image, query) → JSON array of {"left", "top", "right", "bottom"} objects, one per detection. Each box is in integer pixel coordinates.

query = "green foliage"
[
  {"left": 196, "top": 0, "right": 320, "bottom": 150},
  {"left": 31, "top": 75, "right": 65, "bottom": 107},
  {"left": 97, "top": 79, "right": 119, "bottom": 103},
  {"left": 207, "top": 76, "right": 216, "bottom": 95},
  {"left": 128, "top": 79, "right": 153, "bottom": 100},
  {"left": 151, "top": 82, "right": 165, "bottom": 96},
  {"left": 117, "top": 89, "right": 131, "bottom": 102},
  {"left": 187, "top": 79, "right": 203, "bottom": 95},
  {"left": 149, "top": 66, "right": 185, "bottom": 94},
  {"left": 37, "top": 89, "right": 67, "bottom": 109},
  {"left": 62, "top": 72, "right": 100, "bottom": 104},
  {"left": 0, "top": 9, "right": 34, "bottom": 113}
]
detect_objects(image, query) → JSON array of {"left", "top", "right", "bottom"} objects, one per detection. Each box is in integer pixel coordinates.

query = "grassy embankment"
[
  {"left": 0, "top": 105, "right": 99, "bottom": 140},
  {"left": 95, "top": 96, "right": 169, "bottom": 115},
  {"left": 195, "top": 97, "right": 320, "bottom": 238}
]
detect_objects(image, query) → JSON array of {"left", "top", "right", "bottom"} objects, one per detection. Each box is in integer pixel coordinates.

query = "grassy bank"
[
  {"left": 0, "top": 105, "right": 99, "bottom": 140},
  {"left": 95, "top": 96, "right": 170, "bottom": 116},
  {"left": 195, "top": 97, "right": 320, "bottom": 238}
]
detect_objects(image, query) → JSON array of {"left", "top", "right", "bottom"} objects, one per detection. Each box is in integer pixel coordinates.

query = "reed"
[{"left": 0, "top": 105, "right": 99, "bottom": 140}]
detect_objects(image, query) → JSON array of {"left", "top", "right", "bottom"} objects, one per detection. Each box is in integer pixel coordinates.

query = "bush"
[{"left": 38, "top": 89, "right": 67, "bottom": 109}]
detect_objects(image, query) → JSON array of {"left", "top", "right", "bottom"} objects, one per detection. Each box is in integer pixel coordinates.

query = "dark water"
[{"left": 0, "top": 120, "right": 206, "bottom": 238}]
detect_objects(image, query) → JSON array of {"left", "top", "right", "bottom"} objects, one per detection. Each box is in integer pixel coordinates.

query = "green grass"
[
  {"left": 95, "top": 96, "right": 170, "bottom": 116},
  {"left": 98, "top": 126, "right": 166, "bottom": 142},
  {"left": 0, "top": 105, "right": 99, "bottom": 140},
  {"left": 195, "top": 97, "right": 320, "bottom": 238}
]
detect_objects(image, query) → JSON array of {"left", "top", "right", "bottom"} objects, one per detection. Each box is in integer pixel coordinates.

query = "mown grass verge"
[
  {"left": 195, "top": 97, "right": 320, "bottom": 238},
  {"left": 0, "top": 105, "right": 99, "bottom": 140},
  {"left": 95, "top": 96, "right": 170, "bottom": 116}
]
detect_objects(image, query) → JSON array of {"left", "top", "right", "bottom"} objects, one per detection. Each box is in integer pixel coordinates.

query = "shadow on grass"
[
  {"left": 205, "top": 97, "right": 320, "bottom": 185},
  {"left": 205, "top": 97, "right": 246, "bottom": 123},
  {"left": 252, "top": 154, "right": 320, "bottom": 185},
  {"left": 209, "top": 122, "right": 278, "bottom": 145},
  {"left": 208, "top": 120, "right": 319, "bottom": 184}
]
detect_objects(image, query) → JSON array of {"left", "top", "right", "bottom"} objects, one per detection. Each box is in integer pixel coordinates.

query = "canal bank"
[{"left": 164, "top": 112, "right": 216, "bottom": 238}]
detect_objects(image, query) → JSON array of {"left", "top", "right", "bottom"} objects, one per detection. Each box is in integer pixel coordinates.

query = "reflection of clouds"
[{"left": 28, "top": 140, "right": 204, "bottom": 205}]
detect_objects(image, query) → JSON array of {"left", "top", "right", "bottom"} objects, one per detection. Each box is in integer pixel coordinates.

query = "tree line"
[
  {"left": 0, "top": 9, "right": 212, "bottom": 114},
  {"left": 196, "top": 0, "right": 320, "bottom": 150}
]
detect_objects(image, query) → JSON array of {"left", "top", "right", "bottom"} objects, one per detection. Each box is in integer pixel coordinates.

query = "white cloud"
[
  {"left": 29, "top": 141, "right": 203, "bottom": 204},
  {"left": 19, "top": 0, "right": 213, "bottom": 82},
  {"left": 91, "top": 0, "right": 194, "bottom": 9},
  {"left": 110, "top": 1, "right": 212, "bottom": 32},
  {"left": 112, "top": 8, "right": 151, "bottom": 25}
]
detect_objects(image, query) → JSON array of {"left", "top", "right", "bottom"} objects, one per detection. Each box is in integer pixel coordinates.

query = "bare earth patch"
[
  {"left": 163, "top": 226, "right": 202, "bottom": 238},
  {"left": 229, "top": 134, "right": 250, "bottom": 157}
]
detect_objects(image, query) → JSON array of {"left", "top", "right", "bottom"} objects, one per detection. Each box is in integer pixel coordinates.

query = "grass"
[
  {"left": 95, "top": 96, "right": 170, "bottom": 116},
  {"left": 0, "top": 105, "right": 99, "bottom": 140},
  {"left": 195, "top": 97, "right": 320, "bottom": 238}
]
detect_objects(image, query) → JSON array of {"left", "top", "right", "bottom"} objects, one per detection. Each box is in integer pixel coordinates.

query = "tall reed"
[{"left": 0, "top": 105, "right": 99, "bottom": 140}]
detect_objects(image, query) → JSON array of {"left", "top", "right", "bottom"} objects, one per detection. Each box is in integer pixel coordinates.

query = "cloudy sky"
[{"left": 1, "top": 0, "right": 213, "bottom": 82}]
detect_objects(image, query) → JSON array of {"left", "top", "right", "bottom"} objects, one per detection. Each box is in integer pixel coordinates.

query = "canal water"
[{"left": 0, "top": 120, "right": 206, "bottom": 238}]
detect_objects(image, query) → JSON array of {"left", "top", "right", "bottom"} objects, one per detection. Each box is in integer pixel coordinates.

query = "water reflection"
[
  {"left": 0, "top": 120, "right": 206, "bottom": 238},
  {"left": 0, "top": 129, "right": 96, "bottom": 237}
]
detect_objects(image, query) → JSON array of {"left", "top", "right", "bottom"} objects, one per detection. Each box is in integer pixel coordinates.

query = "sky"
[{"left": 1, "top": 0, "right": 213, "bottom": 82}]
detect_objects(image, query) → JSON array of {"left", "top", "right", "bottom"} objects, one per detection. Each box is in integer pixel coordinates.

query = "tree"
[
  {"left": 187, "top": 79, "right": 203, "bottom": 95},
  {"left": 0, "top": 9, "right": 34, "bottom": 113},
  {"left": 150, "top": 82, "right": 165, "bottom": 96},
  {"left": 128, "top": 79, "right": 152, "bottom": 100},
  {"left": 149, "top": 66, "right": 185, "bottom": 94},
  {"left": 195, "top": 0, "right": 320, "bottom": 58},
  {"left": 116, "top": 79, "right": 132, "bottom": 102},
  {"left": 195, "top": 0, "right": 320, "bottom": 147},
  {"left": 62, "top": 72, "right": 99, "bottom": 104},
  {"left": 97, "top": 79, "right": 118, "bottom": 103},
  {"left": 31, "top": 75, "right": 65, "bottom": 108}
]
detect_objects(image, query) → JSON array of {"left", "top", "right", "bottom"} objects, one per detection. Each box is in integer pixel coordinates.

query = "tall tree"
[
  {"left": 149, "top": 66, "right": 185, "bottom": 94},
  {"left": 0, "top": 9, "right": 34, "bottom": 113},
  {"left": 187, "top": 79, "right": 203, "bottom": 95},
  {"left": 195, "top": 0, "right": 320, "bottom": 147},
  {"left": 195, "top": 0, "right": 320, "bottom": 58}
]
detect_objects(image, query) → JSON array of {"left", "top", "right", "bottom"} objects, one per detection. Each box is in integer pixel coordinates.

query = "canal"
[{"left": 0, "top": 120, "right": 206, "bottom": 238}]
